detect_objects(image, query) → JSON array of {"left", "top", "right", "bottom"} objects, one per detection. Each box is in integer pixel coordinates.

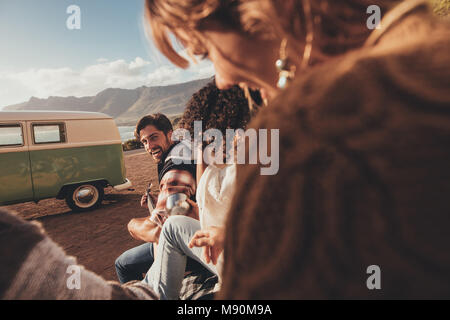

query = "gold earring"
[
  {"left": 276, "top": 38, "right": 296, "bottom": 90},
  {"left": 275, "top": 0, "right": 314, "bottom": 90}
]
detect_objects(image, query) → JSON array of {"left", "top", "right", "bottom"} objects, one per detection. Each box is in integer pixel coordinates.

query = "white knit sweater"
[
  {"left": 196, "top": 163, "right": 237, "bottom": 282},
  {"left": 196, "top": 163, "right": 237, "bottom": 230}
]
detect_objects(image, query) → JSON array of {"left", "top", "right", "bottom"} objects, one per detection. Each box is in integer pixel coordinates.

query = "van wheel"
[{"left": 65, "top": 184, "right": 104, "bottom": 212}]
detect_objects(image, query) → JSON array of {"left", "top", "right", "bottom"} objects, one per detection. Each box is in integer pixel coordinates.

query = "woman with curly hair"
[
  {"left": 142, "top": 81, "right": 259, "bottom": 299},
  {"left": 178, "top": 79, "right": 260, "bottom": 138}
]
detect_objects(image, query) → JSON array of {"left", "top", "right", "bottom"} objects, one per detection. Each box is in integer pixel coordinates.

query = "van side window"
[
  {"left": 32, "top": 123, "right": 66, "bottom": 144},
  {"left": 0, "top": 124, "right": 23, "bottom": 147}
]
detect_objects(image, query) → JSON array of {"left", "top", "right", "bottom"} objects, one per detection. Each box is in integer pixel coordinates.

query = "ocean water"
[{"left": 118, "top": 126, "right": 136, "bottom": 142}]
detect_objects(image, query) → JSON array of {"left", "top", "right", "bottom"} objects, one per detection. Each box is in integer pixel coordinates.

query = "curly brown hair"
[{"left": 178, "top": 80, "right": 261, "bottom": 138}]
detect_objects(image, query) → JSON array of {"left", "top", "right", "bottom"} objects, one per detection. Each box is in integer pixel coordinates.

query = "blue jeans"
[
  {"left": 143, "top": 215, "right": 218, "bottom": 300},
  {"left": 115, "top": 242, "right": 154, "bottom": 283}
]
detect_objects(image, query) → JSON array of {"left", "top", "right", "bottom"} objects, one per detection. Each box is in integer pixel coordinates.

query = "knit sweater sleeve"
[{"left": 0, "top": 208, "right": 158, "bottom": 300}]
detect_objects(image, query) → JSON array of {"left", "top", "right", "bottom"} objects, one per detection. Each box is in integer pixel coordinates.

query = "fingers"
[
  {"left": 189, "top": 236, "right": 212, "bottom": 248},
  {"left": 140, "top": 194, "right": 147, "bottom": 207},
  {"left": 189, "top": 230, "right": 210, "bottom": 247},
  {"left": 186, "top": 198, "right": 197, "bottom": 207},
  {"left": 210, "top": 247, "right": 218, "bottom": 265},
  {"left": 188, "top": 233, "right": 199, "bottom": 248},
  {"left": 203, "top": 246, "right": 210, "bottom": 264},
  {"left": 210, "top": 246, "right": 224, "bottom": 265},
  {"left": 186, "top": 199, "right": 199, "bottom": 219},
  {"left": 189, "top": 228, "right": 224, "bottom": 265},
  {"left": 192, "top": 230, "right": 210, "bottom": 238}
]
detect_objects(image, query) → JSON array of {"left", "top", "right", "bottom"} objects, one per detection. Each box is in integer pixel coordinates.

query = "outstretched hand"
[{"left": 189, "top": 226, "right": 224, "bottom": 265}]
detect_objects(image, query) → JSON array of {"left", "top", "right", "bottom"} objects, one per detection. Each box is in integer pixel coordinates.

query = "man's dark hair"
[
  {"left": 178, "top": 80, "right": 260, "bottom": 137},
  {"left": 135, "top": 113, "right": 173, "bottom": 140}
]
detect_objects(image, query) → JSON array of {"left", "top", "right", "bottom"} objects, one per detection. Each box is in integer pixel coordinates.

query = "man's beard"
[{"left": 152, "top": 135, "right": 172, "bottom": 163}]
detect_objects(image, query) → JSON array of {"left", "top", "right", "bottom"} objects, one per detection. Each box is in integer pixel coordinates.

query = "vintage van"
[{"left": 0, "top": 111, "right": 132, "bottom": 211}]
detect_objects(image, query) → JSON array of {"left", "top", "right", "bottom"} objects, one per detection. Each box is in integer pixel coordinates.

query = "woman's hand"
[{"left": 189, "top": 226, "right": 224, "bottom": 265}]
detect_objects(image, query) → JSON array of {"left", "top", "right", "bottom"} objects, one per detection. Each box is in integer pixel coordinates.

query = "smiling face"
[
  {"left": 181, "top": 28, "right": 282, "bottom": 101},
  {"left": 145, "top": 0, "right": 302, "bottom": 102},
  {"left": 139, "top": 125, "right": 173, "bottom": 163},
  {"left": 213, "top": 32, "right": 281, "bottom": 100}
]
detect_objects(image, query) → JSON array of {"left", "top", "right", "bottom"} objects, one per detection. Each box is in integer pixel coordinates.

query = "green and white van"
[{"left": 0, "top": 111, "right": 132, "bottom": 211}]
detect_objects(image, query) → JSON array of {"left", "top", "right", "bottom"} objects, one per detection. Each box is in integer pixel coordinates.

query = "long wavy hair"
[{"left": 144, "top": 0, "right": 400, "bottom": 68}]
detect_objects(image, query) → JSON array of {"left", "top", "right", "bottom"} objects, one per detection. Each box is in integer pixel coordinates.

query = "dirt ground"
[{"left": 3, "top": 150, "right": 159, "bottom": 281}]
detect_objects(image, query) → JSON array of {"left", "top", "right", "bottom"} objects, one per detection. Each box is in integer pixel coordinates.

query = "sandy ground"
[{"left": 3, "top": 150, "right": 159, "bottom": 281}]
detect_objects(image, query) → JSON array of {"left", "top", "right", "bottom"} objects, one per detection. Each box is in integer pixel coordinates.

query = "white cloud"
[
  {"left": 0, "top": 56, "right": 215, "bottom": 108},
  {"left": 189, "top": 61, "right": 215, "bottom": 79},
  {"left": 146, "top": 66, "right": 183, "bottom": 85},
  {"left": 130, "top": 57, "right": 150, "bottom": 69}
]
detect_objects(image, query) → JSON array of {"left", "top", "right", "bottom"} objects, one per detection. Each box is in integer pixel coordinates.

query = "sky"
[{"left": 0, "top": 0, "right": 214, "bottom": 108}]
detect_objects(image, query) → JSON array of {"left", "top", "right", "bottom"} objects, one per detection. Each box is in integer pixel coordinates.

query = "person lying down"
[{"left": 0, "top": 208, "right": 158, "bottom": 300}]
